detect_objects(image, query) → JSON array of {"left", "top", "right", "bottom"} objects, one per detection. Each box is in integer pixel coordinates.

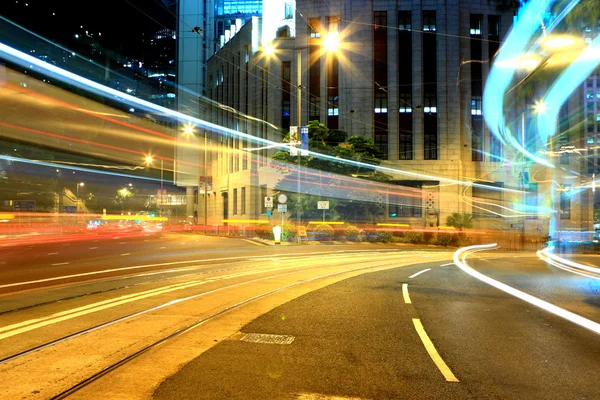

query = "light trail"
[
  {"left": 0, "top": 42, "right": 524, "bottom": 195},
  {"left": 454, "top": 244, "right": 600, "bottom": 336}
]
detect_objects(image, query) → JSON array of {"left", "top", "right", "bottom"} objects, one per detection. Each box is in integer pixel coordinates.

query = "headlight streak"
[
  {"left": 537, "top": 34, "right": 600, "bottom": 143},
  {"left": 0, "top": 155, "right": 162, "bottom": 183},
  {"left": 454, "top": 244, "right": 600, "bottom": 335},
  {"left": 0, "top": 42, "right": 524, "bottom": 196},
  {"left": 539, "top": 246, "right": 600, "bottom": 276}
]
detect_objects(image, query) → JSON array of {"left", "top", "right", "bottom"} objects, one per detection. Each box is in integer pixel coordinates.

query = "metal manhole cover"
[{"left": 240, "top": 333, "right": 295, "bottom": 345}]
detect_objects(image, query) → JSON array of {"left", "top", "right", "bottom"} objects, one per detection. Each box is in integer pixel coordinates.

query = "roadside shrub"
[
  {"left": 391, "top": 230, "right": 406, "bottom": 238},
  {"left": 405, "top": 231, "right": 424, "bottom": 244},
  {"left": 423, "top": 231, "right": 434, "bottom": 243},
  {"left": 344, "top": 225, "right": 361, "bottom": 242},
  {"left": 308, "top": 224, "right": 334, "bottom": 241},
  {"left": 255, "top": 226, "right": 274, "bottom": 240},
  {"left": 436, "top": 232, "right": 453, "bottom": 246},
  {"left": 378, "top": 231, "right": 393, "bottom": 243},
  {"left": 454, "top": 232, "right": 471, "bottom": 246},
  {"left": 281, "top": 224, "right": 297, "bottom": 242}
]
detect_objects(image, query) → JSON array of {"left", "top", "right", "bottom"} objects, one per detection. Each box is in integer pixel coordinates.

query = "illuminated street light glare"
[
  {"left": 183, "top": 124, "right": 194, "bottom": 135},
  {"left": 322, "top": 33, "right": 340, "bottom": 52},
  {"left": 120, "top": 188, "right": 129, "bottom": 196},
  {"left": 78, "top": 182, "right": 85, "bottom": 187},
  {"left": 263, "top": 45, "right": 275, "bottom": 55},
  {"left": 533, "top": 100, "right": 547, "bottom": 114},
  {"left": 145, "top": 155, "right": 154, "bottom": 164}
]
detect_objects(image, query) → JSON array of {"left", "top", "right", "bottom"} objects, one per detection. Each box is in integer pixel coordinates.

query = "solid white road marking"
[
  {"left": 51, "top": 262, "right": 69, "bottom": 266},
  {"left": 47, "top": 252, "right": 58, "bottom": 256},
  {"left": 121, "top": 253, "right": 131, "bottom": 256},
  {"left": 409, "top": 268, "right": 431, "bottom": 279},
  {"left": 1, "top": 250, "right": 446, "bottom": 290},
  {"left": 160, "top": 247, "right": 166, "bottom": 249},
  {"left": 412, "top": 318, "right": 459, "bottom": 382},
  {"left": 402, "top": 283, "right": 412, "bottom": 304},
  {"left": 440, "top": 262, "right": 454, "bottom": 267},
  {"left": 455, "top": 244, "right": 600, "bottom": 336},
  {"left": 89, "top": 247, "right": 98, "bottom": 250}
]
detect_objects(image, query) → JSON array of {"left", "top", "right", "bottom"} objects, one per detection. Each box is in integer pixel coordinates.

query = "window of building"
[
  {"left": 242, "top": 137, "right": 248, "bottom": 170},
  {"left": 472, "top": 182, "right": 503, "bottom": 217},
  {"left": 398, "top": 11, "right": 411, "bottom": 31},
  {"left": 399, "top": 93, "right": 412, "bottom": 113},
  {"left": 284, "top": 3, "right": 293, "bottom": 19},
  {"left": 560, "top": 152, "right": 569, "bottom": 165},
  {"left": 389, "top": 191, "right": 422, "bottom": 217},
  {"left": 308, "top": 17, "right": 321, "bottom": 38},
  {"left": 327, "top": 95, "right": 339, "bottom": 116},
  {"left": 471, "top": 96, "right": 482, "bottom": 115},
  {"left": 470, "top": 14, "right": 482, "bottom": 35},
  {"left": 472, "top": 118, "right": 484, "bottom": 161},
  {"left": 525, "top": 183, "right": 538, "bottom": 219},
  {"left": 233, "top": 188, "right": 238, "bottom": 215},
  {"left": 374, "top": 91, "right": 388, "bottom": 113},
  {"left": 490, "top": 134, "right": 502, "bottom": 162},
  {"left": 240, "top": 187, "right": 246, "bottom": 214},
  {"left": 326, "top": 16, "right": 339, "bottom": 34},
  {"left": 260, "top": 185, "right": 267, "bottom": 214},
  {"left": 424, "top": 92, "right": 437, "bottom": 113},
  {"left": 560, "top": 184, "right": 571, "bottom": 219},
  {"left": 588, "top": 123, "right": 595, "bottom": 133},
  {"left": 423, "top": 11, "right": 436, "bottom": 32},
  {"left": 374, "top": 11, "right": 386, "bottom": 27}
]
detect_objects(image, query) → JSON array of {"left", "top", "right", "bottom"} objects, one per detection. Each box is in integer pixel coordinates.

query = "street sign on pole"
[
  {"left": 264, "top": 196, "right": 273, "bottom": 208},
  {"left": 277, "top": 194, "right": 288, "bottom": 204},
  {"left": 300, "top": 126, "right": 309, "bottom": 156},
  {"left": 277, "top": 204, "right": 288, "bottom": 213},
  {"left": 290, "top": 126, "right": 299, "bottom": 156},
  {"left": 317, "top": 201, "right": 329, "bottom": 210},
  {"left": 13, "top": 200, "right": 36, "bottom": 212}
]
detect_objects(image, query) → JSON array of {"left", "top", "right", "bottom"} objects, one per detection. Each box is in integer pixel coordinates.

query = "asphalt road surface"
[
  {"left": 153, "top": 252, "right": 600, "bottom": 400},
  {"left": 1, "top": 240, "right": 600, "bottom": 399}
]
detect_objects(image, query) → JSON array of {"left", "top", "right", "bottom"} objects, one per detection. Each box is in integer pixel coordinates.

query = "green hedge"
[{"left": 308, "top": 224, "right": 335, "bottom": 240}]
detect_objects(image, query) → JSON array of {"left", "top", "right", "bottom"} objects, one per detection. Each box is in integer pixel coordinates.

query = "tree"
[
  {"left": 446, "top": 212, "right": 473, "bottom": 230},
  {"left": 272, "top": 121, "right": 391, "bottom": 223}
]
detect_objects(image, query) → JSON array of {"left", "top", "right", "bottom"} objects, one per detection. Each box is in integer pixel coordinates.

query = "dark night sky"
[{"left": 1, "top": 0, "right": 176, "bottom": 59}]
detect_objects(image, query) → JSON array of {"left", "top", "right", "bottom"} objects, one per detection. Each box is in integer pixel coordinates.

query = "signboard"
[
  {"left": 278, "top": 194, "right": 288, "bottom": 204},
  {"left": 13, "top": 200, "right": 36, "bottom": 212},
  {"left": 300, "top": 126, "right": 309, "bottom": 156},
  {"left": 266, "top": 210, "right": 272, "bottom": 217},
  {"left": 264, "top": 196, "right": 273, "bottom": 208},
  {"left": 297, "top": 226, "right": 307, "bottom": 237},
  {"left": 317, "top": 201, "right": 329, "bottom": 210},
  {"left": 62, "top": 206, "right": 77, "bottom": 214},
  {"left": 277, "top": 204, "right": 288, "bottom": 213},
  {"left": 511, "top": 223, "right": 524, "bottom": 229},
  {"left": 290, "top": 126, "right": 299, "bottom": 156}
]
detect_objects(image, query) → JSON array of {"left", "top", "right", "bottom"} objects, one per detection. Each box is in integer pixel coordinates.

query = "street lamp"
[
  {"left": 145, "top": 155, "right": 164, "bottom": 216},
  {"left": 263, "top": 34, "right": 341, "bottom": 240},
  {"left": 76, "top": 182, "right": 84, "bottom": 212}
]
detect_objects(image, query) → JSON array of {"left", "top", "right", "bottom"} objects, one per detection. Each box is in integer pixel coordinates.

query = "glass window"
[
  {"left": 470, "top": 14, "right": 482, "bottom": 35},
  {"left": 399, "top": 11, "right": 411, "bottom": 31},
  {"left": 423, "top": 11, "right": 436, "bottom": 32},
  {"left": 471, "top": 96, "right": 482, "bottom": 115},
  {"left": 308, "top": 17, "right": 321, "bottom": 38},
  {"left": 327, "top": 95, "right": 339, "bottom": 116},
  {"left": 326, "top": 16, "right": 339, "bottom": 34},
  {"left": 560, "top": 185, "right": 571, "bottom": 219},
  {"left": 472, "top": 182, "right": 503, "bottom": 218},
  {"left": 389, "top": 190, "right": 422, "bottom": 217},
  {"left": 233, "top": 188, "right": 238, "bottom": 215},
  {"left": 374, "top": 91, "right": 388, "bottom": 113},
  {"left": 424, "top": 92, "right": 437, "bottom": 113},
  {"left": 284, "top": 3, "right": 293, "bottom": 19},
  {"left": 399, "top": 92, "right": 412, "bottom": 113},
  {"left": 241, "top": 187, "right": 246, "bottom": 214}
]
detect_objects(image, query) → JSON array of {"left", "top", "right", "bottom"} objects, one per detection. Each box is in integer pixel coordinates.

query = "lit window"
[
  {"left": 423, "top": 11, "right": 436, "bottom": 32},
  {"left": 399, "top": 92, "right": 412, "bottom": 113},
  {"left": 328, "top": 95, "right": 339, "bottom": 116},
  {"left": 470, "top": 15, "right": 482, "bottom": 35},
  {"left": 424, "top": 92, "right": 437, "bottom": 113},
  {"left": 399, "top": 11, "right": 411, "bottom": 31},
  {"left": 309, "top": 18, "right": 321, "bottom": 38},
  {"left": 327, "top": 16, "right": 339, "bottom": 34},
  {"left": 471, "top": 96, "right": 482, "bottom": 115},
  {"left": 285, "top": 3, "right": 293, "bottom": 19},
  {"left": 588, "top": 137, "right": 595, "bottom": 144},
  {"left": 374, "top": 92, "right": 388, "bottom": 113}
]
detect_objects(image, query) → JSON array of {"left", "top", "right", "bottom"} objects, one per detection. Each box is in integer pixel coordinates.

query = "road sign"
[
  {"left": 278, "top": 194, "right": 288, "bottom": 204},
  {"left": 266, "top": 210, "right": 272, "bottom": 217},
  {"left": 297, "top": 226, "right": 307, "bottom": 237},
  {"left": 317, "top": 201, "right": 329, "bottom": 210},
  {"left": 290, "top": 126, "right": 299, "bottom": 156},
  {"left": 277, "top": 204, "right": 288, "bottom": 213},
  {"left": 264, "top": 196, "right": 273, "bottom": 208},
  {"left": 13, "top": 200, "right": 35, "bottom": 212},
  {"left": 300, "top": 126, "right": 309, "bottom": 156}
]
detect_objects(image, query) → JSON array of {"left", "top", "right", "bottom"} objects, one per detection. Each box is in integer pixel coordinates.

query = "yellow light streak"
[
  {"left": 377, "top": 223, "right": 409, "bottom": 227},
  {"left": 222, "top": 219, "right": 270, "bottom": 224},
  {"left": 308, "top": 221, "right": 345, "bottom": 225}
]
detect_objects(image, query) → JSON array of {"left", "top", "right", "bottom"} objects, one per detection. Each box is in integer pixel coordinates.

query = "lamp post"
[
  {"left": 145, "top": 156, "right": 164, "bottom": 216},
  {"left": 264, "top": 33, "right": 340, "bottom": 241},
  {"left": 76, "top": 182, "right": 84, "bottom": 212}
]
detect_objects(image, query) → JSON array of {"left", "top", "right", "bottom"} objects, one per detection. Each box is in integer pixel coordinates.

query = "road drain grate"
[{"left": 240, "top": 333, "right": 295, "bottom": 345}]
